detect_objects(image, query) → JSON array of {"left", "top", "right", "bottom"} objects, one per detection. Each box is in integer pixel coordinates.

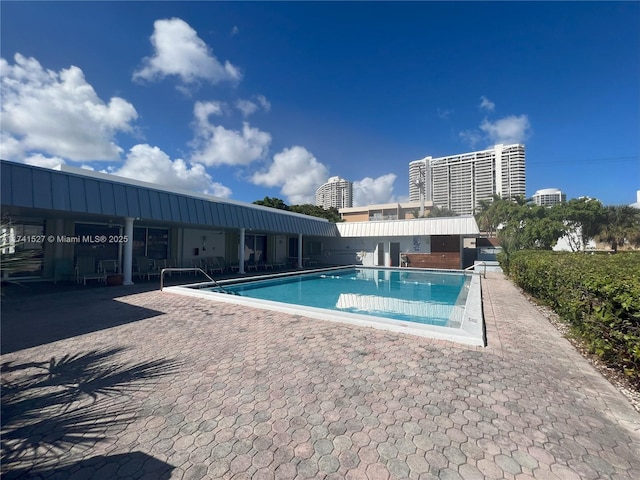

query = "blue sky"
[{"left": 2, "top": 1, "right": 639, "bottom": 207}]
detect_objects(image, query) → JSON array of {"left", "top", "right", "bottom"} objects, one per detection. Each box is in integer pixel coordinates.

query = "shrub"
[{"left": 503, "top": 251, "right": 640, "bottom": 387}]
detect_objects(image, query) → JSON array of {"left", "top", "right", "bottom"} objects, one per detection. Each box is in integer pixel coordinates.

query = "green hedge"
[{"left": 501, "top": 250, "right": 640, "bottom": 387}]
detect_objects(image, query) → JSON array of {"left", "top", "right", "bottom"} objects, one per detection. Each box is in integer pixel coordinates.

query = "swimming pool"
[{"left": 165, "top": 267, "right": 485, "bottom": 346}]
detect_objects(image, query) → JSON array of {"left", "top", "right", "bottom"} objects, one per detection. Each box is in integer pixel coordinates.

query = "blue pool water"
[{"left": 205, "top": 267, "right": 470, "bottom": 327}]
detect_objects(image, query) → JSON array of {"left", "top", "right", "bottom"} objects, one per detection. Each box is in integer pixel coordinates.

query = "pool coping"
[{"left": 163, "top": 266, "right": 486, "bottom": 347}]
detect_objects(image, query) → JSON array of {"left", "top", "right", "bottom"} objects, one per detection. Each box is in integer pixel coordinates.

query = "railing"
[
  {"left": 477, "top": 246, "right": 502, "bottom": 262},
  {"left": 464, "top": 261, "right": 487, "bottom": 279},
  {"left": 160, "top": 267, "right": 228, "bottom": 292}
]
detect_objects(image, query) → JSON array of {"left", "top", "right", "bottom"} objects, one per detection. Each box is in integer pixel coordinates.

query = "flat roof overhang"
[{"left": 1, "top": 160, "right": 339, "bottom": 237}]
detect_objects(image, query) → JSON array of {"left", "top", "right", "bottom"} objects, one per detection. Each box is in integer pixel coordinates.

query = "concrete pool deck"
[
  {"left": 164, "top": 269, "right": 485, "bottom": 347},
  {"left": 1, "top": 272, "right": 639, "bottom": 479}
]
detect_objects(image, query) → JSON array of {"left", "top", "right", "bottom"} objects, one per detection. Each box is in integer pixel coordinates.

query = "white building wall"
[
  {"left": 181, "top": 229, "right": 226, "bottom": 266},
  {"left": 409, "top": 144, "right": 526, "bottom": 215},
  {"left": 501, "top": 144, "right": 526, "bottom": 199},
  {"left": 320, "top": 235, "right": 432, "bottom": 267},
  {"left": 409, "top": 158, "right": 432, "bottom": 202},
  {"left": 533, "top": 188, "right": 565, "bottom": 207}
]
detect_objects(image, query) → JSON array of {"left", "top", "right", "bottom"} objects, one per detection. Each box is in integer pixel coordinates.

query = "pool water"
[{"left": 205, "top": 267, "right": 470, "bottom": 327}]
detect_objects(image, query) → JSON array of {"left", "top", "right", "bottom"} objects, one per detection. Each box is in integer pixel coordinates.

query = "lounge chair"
[
  {"left": 246, "top": 261, "right": 260, "bottom": 271},
  {"left": 75, "top": 256, "right": 106, "bottom": 285},
  {"left": 99, "top": 259, "right": 119, "bottom": 274},
  {"left": 136, "top": 256, "right": 160, "bottom": 280},
  {"left": 216, "top": 256, "right": 229, "bottom": 272},
  {"left": 190, "top": 258, "right": 204, "bottom": 274},
  {"left": 204, "top": 257, "right": 224, "bottom": 275},
  {"left": 156, "top": 258, "right": 171, "bottom": 272}
]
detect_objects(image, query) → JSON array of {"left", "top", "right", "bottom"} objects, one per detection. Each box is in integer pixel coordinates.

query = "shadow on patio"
[
  {"left": 2, "top": 452, "right": 175, "bottom": 480},
  {"left": 0, "top": 266, "right": 337, "bottom": 354},
  {"left": 1, "top": 280, "right": 169, "bottom": 354},
  {"left": 1, "top": 347, "right": 180, "bottom": 477}
]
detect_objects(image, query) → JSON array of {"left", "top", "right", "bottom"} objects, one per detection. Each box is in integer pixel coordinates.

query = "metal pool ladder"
[
  {"left": 160, "top": 267, "right": 233, "bottom": 294},
  {"left": 464, "top": 261, "right": 487, "bottom": 278}
]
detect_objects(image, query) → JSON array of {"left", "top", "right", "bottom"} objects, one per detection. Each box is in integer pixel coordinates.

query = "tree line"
[
  {"left": 474, "top": 195, "right": 640, "bottom": 254},
  {"left": 253, "top": 197, "right": 343, "bottom": 223},
  {"left": 252, "top": 195, "right": 640, "bottom": 256}
]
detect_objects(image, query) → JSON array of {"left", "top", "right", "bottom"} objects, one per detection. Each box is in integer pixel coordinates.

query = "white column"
[
  {"left": 298, "top": 233, "right": 303, "bottom": 269},
  {"left": 239, "top": 228, "right": 246, "bottom": 274},
  {"left": 118, "top": 225, "right": 123, "bottom": 273},
  {"left": 123, "top": 217, "right": 134, "bottom": 285}
]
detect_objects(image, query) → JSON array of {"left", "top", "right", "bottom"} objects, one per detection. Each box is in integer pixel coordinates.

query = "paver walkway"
[{"left": 1, "top": 272, "right": 639, "bottom": 479}]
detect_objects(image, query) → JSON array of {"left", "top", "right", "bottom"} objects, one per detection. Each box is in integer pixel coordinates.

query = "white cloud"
[
  {"left": 256, "top": 95, "right": 271, "bottom": 112},
  {"left": 0, "top": 132, "right": 24, "bottom": 160},
  {"left": 460, "top": 104, "right": 531, "bottom": 148},
  {"left": 479, "top": 96, "right": 495, "bottom": 112},
  {"left": 458, "top": 129, "right": 483, "bottom": 149},
  {"left": 23, "top": 153, "right": 66, "bottom": 169},
  {"left": 235, "top": 99, "right": 258, "bottom": 118},
  {"left": 191, "top": 117, "right": 271, "bottom": 166},
  {"left": 480, "top": 115, "right": 531, "bottom": 145},
  {"left": 113, "top": 144, "right": 232, "bottom": 197},
  {"left": 251, "top": 146, "right": 328, "bottom": 204},
  {"left": 231, "top": 26, "right": 239, "bottom": 36},
  {"left": 194, "top": 100, "right": 226, "bottom": 127},
  {"left": 1, "top": 54, "right": 138, "bottom": 162},
  {"left": 133, "top": 18, "right": 241, "bottom": 87},
  {"left": 353, "top": 174, "right": 397, "bottom": 206},
  {"left": 235, "top": 95, "right": 271, "bottom": 118}
]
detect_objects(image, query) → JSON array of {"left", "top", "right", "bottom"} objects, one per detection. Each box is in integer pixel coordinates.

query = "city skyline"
[{"left": 1, "top": 2, "right": 638, "bottom": 207}]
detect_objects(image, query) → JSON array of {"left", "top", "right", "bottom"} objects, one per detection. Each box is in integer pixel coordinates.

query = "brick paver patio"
[{"left": 1, "top": 272, "right": 639, "bottom": 479}]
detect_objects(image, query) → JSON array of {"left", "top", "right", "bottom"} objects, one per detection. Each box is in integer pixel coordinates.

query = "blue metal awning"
[{"left": 1, "top": 161, "right": 339, "bottom": 237}]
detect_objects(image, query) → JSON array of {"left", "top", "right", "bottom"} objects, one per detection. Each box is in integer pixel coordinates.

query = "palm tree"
[
  {"left": 475, "top": 197, "right": 497, "bottom": 235},
  {"left": 427, "top": 205, "right": 459, "bottom": 218},
  {"left": 597, "top": 205, "right": 640, "bottom": 252},
  {"left": 474, "top": 194, "right": 522, "bottom": 237}
]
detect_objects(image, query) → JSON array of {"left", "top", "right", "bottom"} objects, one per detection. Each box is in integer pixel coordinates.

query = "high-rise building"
[
  {"left": 532, "top": 188, "right": 566, "bottom": 207},
  {"left": 409, "top": 144, "right": 526, "bottom": 215},
  {"left": 315, "top": 176, "right": 353, "bottom": 209}
]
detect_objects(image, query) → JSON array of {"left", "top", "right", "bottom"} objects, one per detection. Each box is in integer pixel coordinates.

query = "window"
[
  {"left": 245, "top": 234, "right": 267, "bottom": 263},
  {"left": 1, "top": 221, "right": 45, "bottom": 277},
  {"left": 288, "top": 237, "right": 298, "bottom": 258},
  {"left": 147, "top": 228, "right": 169, "bottom": 260},
  {"left": 309, "top": 241, "right": 322, "bottom": 255},
  {"left": 132, "top": 227, "right": 169, "bottom": 260},
  {"left": 75, "top": 223, "right": 120, "bottom": 262}
]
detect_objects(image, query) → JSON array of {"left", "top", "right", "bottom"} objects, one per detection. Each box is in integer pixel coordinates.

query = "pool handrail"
[
  {"left": 160, "top": 267, "right": 230, "bottom": 293},
  {"left": 464, "top": 261, "right": 487, "bottom": 278}
]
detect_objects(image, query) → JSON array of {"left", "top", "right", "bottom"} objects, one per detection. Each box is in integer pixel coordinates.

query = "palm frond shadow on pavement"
[{"left": 1, "top": 347, "right": 181, "bottom": 475}]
